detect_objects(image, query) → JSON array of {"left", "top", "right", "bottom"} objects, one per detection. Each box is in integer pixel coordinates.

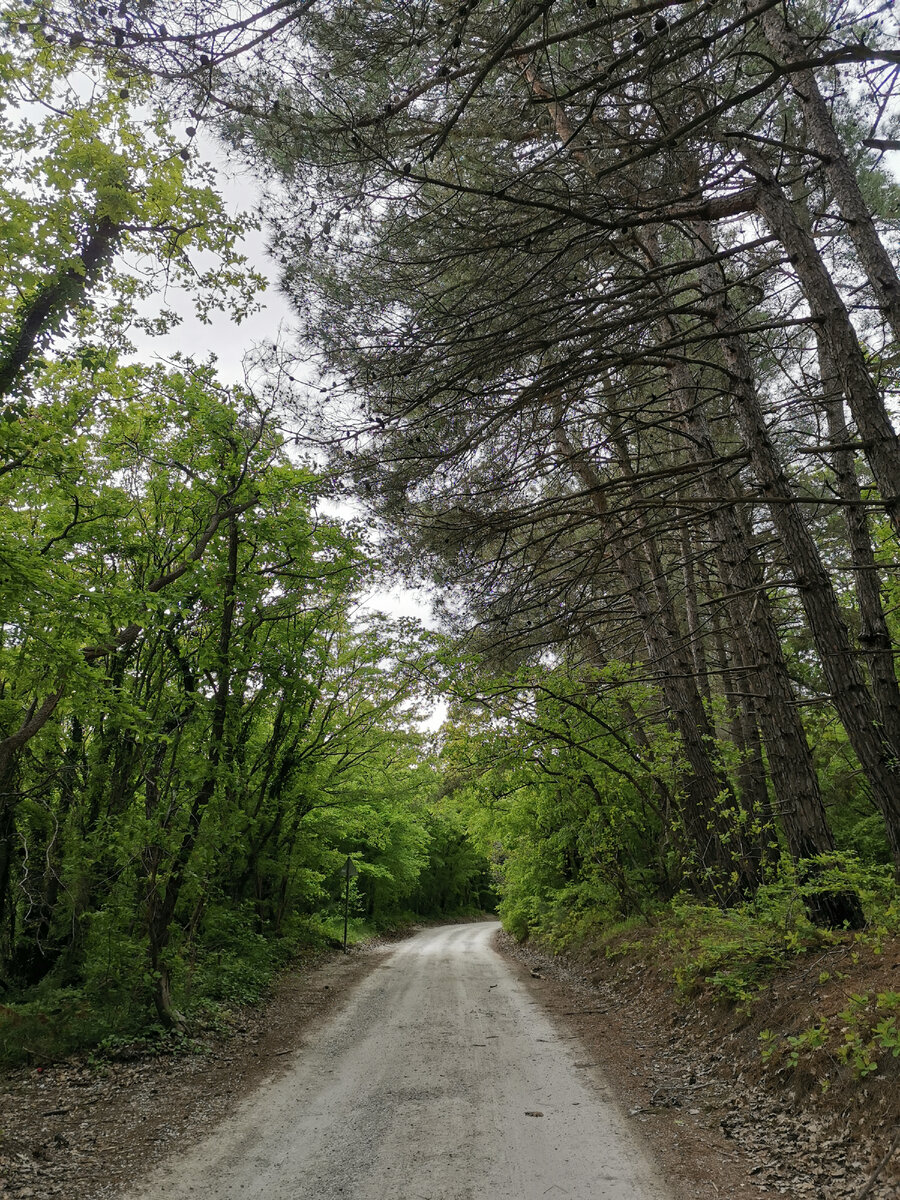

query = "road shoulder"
[
  {"left": 0, "top": 942, "right": 392, "bottom": 1200},
  {"left": 497, "top": 930, "right": 898, "bottom": 1200}
]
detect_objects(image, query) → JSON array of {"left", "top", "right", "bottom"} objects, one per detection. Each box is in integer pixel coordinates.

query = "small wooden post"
[{"left": 341, "top": 856, "right": 358, "bottom": 953}]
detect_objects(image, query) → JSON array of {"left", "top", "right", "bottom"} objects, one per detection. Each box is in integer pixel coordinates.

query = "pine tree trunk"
[
  {"left": 707, "top": 580, "right": 770, "bottom": 841},
  {"left": 580, "top": 630, "right": 679, "bottom": 892},
  {"left": 679, "top": 512, "right": 713, "bottom": 714},
  {"left": 555, "top": 418, "right": 755, "bottom": 899},
  {"left": 759, "top": 6, "right": 900, "bottom": 345},
  {"left": 818, "top": 341, "right": 900, "bottom": 752},
  {"left": 630, "top": 220, "right": 844, "bottom": 910},
  {"left": 517, "top": 52, "right": 868, "bottom": 913},
  {"left": 742, "top": 145, "right": 900, "bottom": 539},
  {"left": 730, "top": 634, "right": 781, "bottom": 874},
  {"left": 693, "top": 218, "right": 900, "bottom": 877}
]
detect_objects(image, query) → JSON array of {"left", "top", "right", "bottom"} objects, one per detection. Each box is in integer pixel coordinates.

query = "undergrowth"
[
  {"left": 0, "top": 905, "right": 487, "bottom": 1068},
  {"left": 759, "top": 991, "right": 900, "bottom": 1086},
  {"left": 506, "top": 853, "right": 900, "bottom": 1081},
  {"left": 0, "top": 911, "right": 356, "bottom": 1067}
]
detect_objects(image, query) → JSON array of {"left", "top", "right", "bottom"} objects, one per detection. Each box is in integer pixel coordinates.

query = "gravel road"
[{"left": 125, "top": 921, "right": 673, "bottom": 1200}]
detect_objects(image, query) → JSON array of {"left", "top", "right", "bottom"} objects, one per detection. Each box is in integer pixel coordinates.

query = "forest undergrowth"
[{"left": 0, "top": 903, "right": 490, "bottom": 1069}]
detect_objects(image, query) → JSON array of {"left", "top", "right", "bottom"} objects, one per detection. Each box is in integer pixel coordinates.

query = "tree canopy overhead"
[
  {"left": 4, "top": 0, "right": 900, "bottom": 1060},
  {"left": 203, "top": 0, "right": 900, "bottom": 914}
]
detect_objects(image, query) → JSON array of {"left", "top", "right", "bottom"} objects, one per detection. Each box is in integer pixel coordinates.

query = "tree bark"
[
  {"left": 758, "top": 6, "right": 900, "bottom": 345},
  {"left": 518, "top": 53, "right": 855, "bottom": 916},
  {"left": 741, "top": 144, "right": 900, "bottom": 540},
  {"left": 554, "top": 417, "right": 755, "bottom": 901},
  {"left": 693, "top": 216, "right": 900, "bottom": 879},
  {"left": 633, "top": 222, "right": 843, "bottom": 914},
  {"left": 818, "top": 339, "right": 900, "bottom": 753},
  {"left": 144, "top": 511, "right": 240, "bottom": 1027},
  {"left": 679, "top": 512, "right": 713, "bottom": 715},
  {"left": 0, "top": 216, "right": 121, "bottom": 402}
]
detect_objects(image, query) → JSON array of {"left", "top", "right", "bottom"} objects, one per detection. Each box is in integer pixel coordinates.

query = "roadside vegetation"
[
  {"left": 2, "top": 0, "right": 900, "bottom": 1144},
  {"left": 439, "top": 658, "right": 900, "bottom": 1102},
  {"left": 0, "top": 31, "right": 492, "bottom": 1066}
]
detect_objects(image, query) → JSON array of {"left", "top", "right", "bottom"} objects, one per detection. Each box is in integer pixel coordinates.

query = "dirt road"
[{"left": 125, "top": 922, "right": 673, "bottom": 1200}]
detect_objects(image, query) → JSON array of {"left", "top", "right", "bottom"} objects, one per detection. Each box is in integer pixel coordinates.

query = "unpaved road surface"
[{"left": 125, "top": 922, "right": 673, "bottom": 1200}]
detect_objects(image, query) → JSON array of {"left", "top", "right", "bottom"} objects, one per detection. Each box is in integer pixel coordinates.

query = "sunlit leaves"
[{"left": 0, "top": 25, "right": 264, "bottom": 374}]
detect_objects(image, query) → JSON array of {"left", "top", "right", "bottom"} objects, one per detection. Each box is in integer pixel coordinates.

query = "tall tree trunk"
[
  {"left": 818, "top": 341, "right": 900, "bottom": 752},
  {"left": 693, "top": 216, "right": 900, "bottom": 877},
  {"left": 759, "top": 6, "right": 900, "bottom": 345},
  {"left": 0, "top": 799, "right": 16, "bottom": 971},
  {"left": 679, "top": 511, "right": 713, "bottom": 714},
  {"left": 518, "top": 53, "right": 852, "bottom": 916},
  {"left": 741, "top": 144, "right": 900, "bottom": 540},
  {"left": 707, "top": 576, "right": 771, "bottom": 840},
  {"left": 634, "top": 228, "right": 846, "bottom": 919},
  {"left": 554, "top": 417, "right": 756, "bottom": 900},
  {"left": 729, "top": 631, "right": 781, "bottom": 874},
  {"left": 144, "top": 513, "right": 240, "bottom": 1027},
  {"left": 580, "top": 630, "right": 679, "bottom": 894}
]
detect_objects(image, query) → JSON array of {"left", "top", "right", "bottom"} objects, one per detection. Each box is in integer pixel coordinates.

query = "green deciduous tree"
[{"left": 0, "top": 29, "right": 490, "bottom": 1049}]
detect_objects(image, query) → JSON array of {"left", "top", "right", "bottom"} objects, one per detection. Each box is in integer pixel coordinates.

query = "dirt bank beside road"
[{"left": 499, "top": 931, "right": 899, "bottom": 1200}]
